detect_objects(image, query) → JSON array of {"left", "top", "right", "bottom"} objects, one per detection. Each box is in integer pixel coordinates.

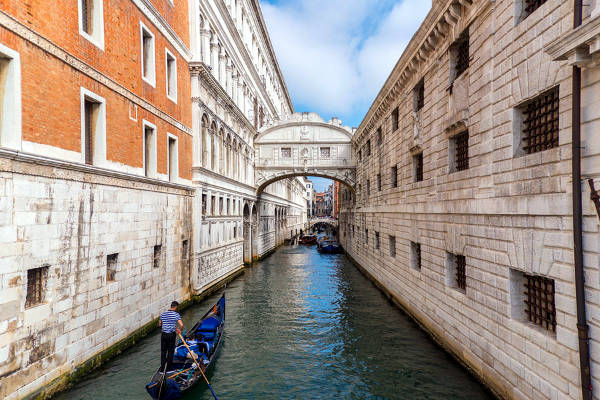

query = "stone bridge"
[
  {"left": 309, "top": 217, "right": 338, "bottom": 229},
  {"left": 254, "top": 113, "right": 356, "bottom": 194}
]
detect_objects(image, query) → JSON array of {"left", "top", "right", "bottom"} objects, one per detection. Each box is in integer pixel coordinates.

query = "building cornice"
[
  {"left": 0, "top": 10, "right": 193, "bottom": 135},
  {"left": 545, "top": 15, "right": 600, "bottom": 66},
  {"left": 191, "top": 62, "right": 256, "bottom": 142},
  {"left": 354, "top": 0, "right": 487, "bottom": 144}
]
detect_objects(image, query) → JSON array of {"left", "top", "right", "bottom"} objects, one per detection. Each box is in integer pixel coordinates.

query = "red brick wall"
[{"left": 0, "top": 0, "right": 193, "bottom": 180}]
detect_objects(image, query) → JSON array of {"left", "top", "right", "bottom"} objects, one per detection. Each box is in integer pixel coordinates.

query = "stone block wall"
[
  {"left": 340, "top": 1, "right": 600, "bottom": 399},
  {"left": 0, "top": 157, "right": 193, "bottom": 399}
]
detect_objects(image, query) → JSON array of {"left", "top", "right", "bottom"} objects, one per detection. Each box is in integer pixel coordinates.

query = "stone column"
[
  {"left": 191, "top": 68, "right": 202, "bottom": 168},
  {"left": 200, "top": 26, "right": 211, "bottom": 65}
]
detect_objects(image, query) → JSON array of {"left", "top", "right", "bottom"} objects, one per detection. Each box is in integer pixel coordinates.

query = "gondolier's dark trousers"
[{"left": 160, "top": 331, "right": 177, "bottom": 371}]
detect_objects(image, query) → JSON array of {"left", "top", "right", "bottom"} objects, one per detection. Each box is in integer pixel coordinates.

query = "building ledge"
[{"left": 545, "top": 15, "right": 600, "bottom": 67}]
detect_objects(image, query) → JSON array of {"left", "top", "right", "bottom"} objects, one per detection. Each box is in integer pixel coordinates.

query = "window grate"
[
  {"left": 454, "top": 131, "right": 469, "bottom": 172},
  {"left": 524, "top": 0, "right": 547, "bottom": 16},
  {"left": 375, "top": 232, "right": 380, "bottom": 250},
  {"left": 456, "top": 255, "right": 466, "bottom": 290},
  {"left": 415, "top": 79, "right": 425, "bottom": 112},
  {"left": 414, "top": 242, "right": 421, "bottom": 270},
  {"left": 415, "top": 152, "right": 424, "bottom": 182},
  {"left": 391, "top": 110, "right": 399, "bottom": 133},
  {"left": 377, "top": 174, "right": 381, "bottom": 191},
  {"left": 366, "top": 140, "right": 371, "bottom": 157},
  {"left": 522, "top": 87, "right": 559, "bottom": 154},
  {"left": 153, "top": 245, "right": 162, "bottom": 269},
  {"left": 454, "top": 31, "right": 470, "bottom": 79},
  {"left": 524, "top": 274, "right": 556, "bottom": 332},
  {"left": 26, "top": 266, "right": 48, "bottom": 308},
  {"left": 391, "top": 165, "right": 398, "bottom": 188}
]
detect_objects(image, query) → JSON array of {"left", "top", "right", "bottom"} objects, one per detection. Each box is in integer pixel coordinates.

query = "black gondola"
[{"left": 146, "top": 294, "right": 225, "bottom": 400}]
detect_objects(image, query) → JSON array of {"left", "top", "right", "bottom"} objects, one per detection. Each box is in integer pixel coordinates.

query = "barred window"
[
  {"left": 106, "top": 253, "right": 118, "bottom": 281},
  {"left": 451, "top": 131, "right": 469, "bottom": 172},
  {"left": 414, "top": 78, "right": 425, "bottom": 112},
  {"left": 391, "top": 165, "right": 398, "bottom": 188},
  {"left": 391, "top": 109, "right": 399, "bottom": 133},
  {"left": 377, "top": 127, "right": 383, "bottom": 145},
  {"left": 26, "top": 266, "right": 49, "bottom": 308},
  {"left": 520, "top": 0, "right": 548, "bottom": 22},
  {"left": 456, "top": 255, "right": 466, "bottom": 291},
  {"left": 182, "top": 239, "right": 189, "bottom": 260},
  {"left": 389, "top": 236, "right": 396, "bottom": 258},
  {"left": 451, "top": 30, "right": 469, "bottom": 82},
  {"left": 153, "top": 245, "right": 162, "bottom": 269},
  {"left": 366, "top": 140, "right": 371, "bottom": 157},
  {"left": 358, "top": 149, "right": 362, "bottom": 161},
  {"left": 375, "top": 232, "right": 380, "bottom": 250},
  {"left": 377, "top": 173, "right": 381, "bottom": 191},
  {"left": 320, "top": 147, "right": 330, "bottom": 158},
  {"left": 524, "top": 274, "right": 556, "bottom": 332},
  {"left": 414, "top": 152, "right": 424, "bottom": 182},
  {"left": 366, "top": 179, "right": 370, "bottom": 195},
  {"left": 411, "top": 242, "right": 421, "bottom": 270},
  {"left": 365, "top": 229, "right": 368, "bottom": 246},
  {"left": 281, "top": 147, "right": 292, "bottom": 158},
  {"left": 518, "top": 87, "right": 559, "bottom": 155}
]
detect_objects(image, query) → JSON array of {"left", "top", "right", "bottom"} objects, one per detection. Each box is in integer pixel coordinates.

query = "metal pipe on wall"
[{"left": 572, "top": 0, "right": 592, "bottom": 399}]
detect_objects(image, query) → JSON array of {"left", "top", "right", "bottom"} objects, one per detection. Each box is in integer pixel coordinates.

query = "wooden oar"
[
  {"left": 177, "top": 331, "right": 219, "bottom": 400},
  {"left": 156, "top": 362, "right": 168, "bottom": 400}
]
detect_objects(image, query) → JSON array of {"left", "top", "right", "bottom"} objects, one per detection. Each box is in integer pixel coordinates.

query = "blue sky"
[{"left": 260, "top": 0, "right": 431, "bottom": 128}]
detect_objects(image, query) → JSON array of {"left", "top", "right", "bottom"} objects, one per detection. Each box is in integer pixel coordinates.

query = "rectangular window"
[
  {"left": 0, "top": 44, "right": 22, "bottom": 150},
  {"left": 451, "top": 30, "right": 469, "bottom": 83},
  {"left": 365, "top": 229, "right": 368, "bottom": 246},
  {"left": 81, "top": 89, "right": 106, "bottom": 166},
  {"left": 391, "top": 110, "right": 399, "bottom": 133},
  {"left": 450, "top": 131, "right": 469, "bottom": 172},
  {"left": 168, "top": 135, "right": 178, "bottom": 182},
  {"left": 182, "top": 239, "right": 189, "bottom": 261},
  {"left": 358, "top": 149, "right": 362, "bottom": 161},
  {"left": 165, "top": 49, "right": 177, "bottom": 102},
  {"left": 233, "top": 226, "right": 237, "bottom": 239},
  {"left": 366, "top": 140, "right": 371, "bottom": 157},
  {"left": 211, "top": 195, "right": 216, "bottom": 215},
  {"left": 227, "top": 199, "right": 231, "bottom": 215},
  {"left": 83, "top": 99, "right": 98, "bottom": 165},
  {"left": 377, "top": 127, "right": 383, "bottom": 145},
  {"left": 414, "top": 152, "right": 424, "bottom": 182},
  {"left": 375, "top": 232, "right": 380, "bottom": 250},
  {"left": 281, "top": 147, "right": 292, "bottom": 158},
  {"left": 414, "top": 78, "right": 425, "bottom": 112},
  {"left": 320, "top": 147, "right": 330, "bottom": 158},
  {"left": 390, "top": 165, "right": 398, "bottom": 188},
  {"left": 510, "top": 270, "right": 556, "bottom": 333},
  {"left": 377, "top": 173, "right": 381, "bottom": 191},
  {"left": 410, "top": 242, "right": 421, "bottom": 270},
  {"left": 78, "top": 0, "right": 104, "bottom": 49},
  {"left": 25, "top": 266, "right": 48, "bottom": 308},
  {"left": 516, "top": 87, "right": 559, "bottom": 156},
  {"left": 141, "top": 23, "right": 156, "bottom": 86},
  {"left": 202, "top": 194, "right": 207, "bottom": 215},
  {"left": 220, "top": 197, "right": 224, "bottom": 214},
  {"left": 447, "top": 252, "right": 466, "bottom": 292},
  {"left": 143, "top": 121, "right": 156, "bottom": 177},
  {"left": 518, "top": 0, "right": 548, "bottom": 23},
  {"left": 153, "top": 245, "right": 162, "bottom": 268},
  {"left": 366, "top": 179, "right": 370, "bottom": 195},
  {"left": 107, "top": 253, "right": 118, "bottom": 281},
  {"left": 389, "top": 236, "right": 396, "bottom": 258}
]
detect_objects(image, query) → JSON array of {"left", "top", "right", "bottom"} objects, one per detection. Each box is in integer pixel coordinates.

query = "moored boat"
[
  {"left": 146, "top": 294, "right": 225, "bottom": 400},
  {"left": 300, "top": 234, "right": 317, "bottom": 245},
  {"left": 317, "top": 240, "right": 342, "bottom": 254}
]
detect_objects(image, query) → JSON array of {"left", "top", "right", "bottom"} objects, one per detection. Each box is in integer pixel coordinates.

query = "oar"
[
  {"left": 156, "top": 362, "right": 168, "bottom": 400},
  {"left": 147, "top": 368, "right": 193, "bottom": 389},
  {"left": 176, "top": 331, "right": 219, "bottom": 400}
]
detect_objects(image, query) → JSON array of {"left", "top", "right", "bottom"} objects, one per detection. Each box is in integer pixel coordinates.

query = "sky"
[{"left": 260, "top": 0, "right": 432, "bottom": 129}]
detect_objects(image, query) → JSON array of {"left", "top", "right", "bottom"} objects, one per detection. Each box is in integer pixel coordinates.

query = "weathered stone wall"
[
  {"left": 340, "top": 1, "right": 600, "bottom": 399},
  {"left": 0, "top": 156, "right": 193, "bottom": 399}
]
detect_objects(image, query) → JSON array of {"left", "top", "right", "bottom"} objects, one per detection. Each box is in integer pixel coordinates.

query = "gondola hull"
[{"left": 146, "top": 294, "right": 225, "bottom": 400}]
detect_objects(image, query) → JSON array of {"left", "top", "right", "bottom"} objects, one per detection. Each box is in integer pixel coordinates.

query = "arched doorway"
[{"left": 243, "top": 203, "right": 251, "bottom": 264}]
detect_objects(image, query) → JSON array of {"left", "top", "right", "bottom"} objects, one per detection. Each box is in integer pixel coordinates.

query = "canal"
[{"left": 56, "top": 244, "right": 494, "bottom": 400}]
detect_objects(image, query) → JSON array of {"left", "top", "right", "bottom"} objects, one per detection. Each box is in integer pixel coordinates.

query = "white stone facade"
[{"left": 340, "top": 1, "right": 600, "bottom": 400}]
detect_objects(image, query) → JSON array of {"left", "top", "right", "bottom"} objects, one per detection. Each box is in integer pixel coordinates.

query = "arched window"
[
  {"left": 210, "top": 122, "right": 217, "bottom": 170},
  {"left": 201, "top": 115, "right": 209, "bottom": 167}
]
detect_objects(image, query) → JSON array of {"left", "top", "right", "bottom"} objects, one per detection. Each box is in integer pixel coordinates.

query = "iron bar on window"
[
  {"left": 415, "top": 152, "right": 424, "bottom": 182},
  {"left": 522, "top": 87, "right": 559, "bottom": 154},
  {"left": 455, "top": 131, "right": 469, "bottom": 172},
  {"left": 454, "top": 31, "right": 470, "bottom": 79},
  {"left": 524, "top": 274, "right": 556, "bottom": 332},
  {"left": 456, "top": 255, "right": 466, "bottom": 290}
]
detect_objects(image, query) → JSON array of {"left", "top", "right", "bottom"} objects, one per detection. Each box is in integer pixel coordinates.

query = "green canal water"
[{"left": 55, "top": 244, "right": 494, "bottom": 400}]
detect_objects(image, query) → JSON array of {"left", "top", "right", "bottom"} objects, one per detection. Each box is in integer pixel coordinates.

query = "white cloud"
[{"left": 261, "top": 0, "right": 430, "bottom": 126}]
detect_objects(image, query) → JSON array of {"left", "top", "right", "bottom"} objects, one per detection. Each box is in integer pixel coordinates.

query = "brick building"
[{"left": 340, "top": 1, "right": 600, "bottom": 399}]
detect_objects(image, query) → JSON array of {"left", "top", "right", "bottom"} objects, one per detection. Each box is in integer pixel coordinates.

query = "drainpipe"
[{"left": 572, "top": 1, "right": 592, "bottom": 399}]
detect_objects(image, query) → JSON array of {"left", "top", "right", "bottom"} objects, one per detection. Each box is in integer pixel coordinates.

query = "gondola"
[
  {"left": 146, "top": 294, "right": 225, "bottom": 400},
  {"left": 300, "top": 234, "right": 318, "bottom": 245},
  {"left": 317, "top": 239, "right": 342, "bottom": 254}
]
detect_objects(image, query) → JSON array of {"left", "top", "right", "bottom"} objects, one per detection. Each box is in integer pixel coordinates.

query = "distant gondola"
[
  {"left": 146, "top": 294, "right": 225, "bottom": 400},
  {"left": 317, "top": 239, "right": 342, "bottom": 254},
  {"left": 300, "top": 234, "right": 318, "bottom": 245}
]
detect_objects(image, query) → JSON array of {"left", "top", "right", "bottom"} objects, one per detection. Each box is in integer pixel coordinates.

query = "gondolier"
[{"left": 159, "top": 301, "right": 184, "bottom": 372}]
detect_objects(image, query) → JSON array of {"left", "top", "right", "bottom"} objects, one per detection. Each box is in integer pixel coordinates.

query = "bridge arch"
[{"left": 254, "top": 113, "right": 356, "bottom": 195}]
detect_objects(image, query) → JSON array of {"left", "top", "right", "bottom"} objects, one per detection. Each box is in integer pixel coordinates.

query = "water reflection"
[{"left": 56, "top": 244, "right": 493, "bottom": 400}]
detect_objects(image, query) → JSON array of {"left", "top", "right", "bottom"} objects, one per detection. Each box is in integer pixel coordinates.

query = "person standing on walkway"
[{"left": 159, "top": 301, "right": 184, "bottom": 372}]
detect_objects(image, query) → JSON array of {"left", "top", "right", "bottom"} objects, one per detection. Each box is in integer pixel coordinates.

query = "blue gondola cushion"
[{"left": 198, "top": 316, "right": 219, "bottom": 332}]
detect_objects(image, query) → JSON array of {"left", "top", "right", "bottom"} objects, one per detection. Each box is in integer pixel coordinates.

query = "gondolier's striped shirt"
[{"left": 160, "top": 310, "right": 181, "bottom": 333}]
